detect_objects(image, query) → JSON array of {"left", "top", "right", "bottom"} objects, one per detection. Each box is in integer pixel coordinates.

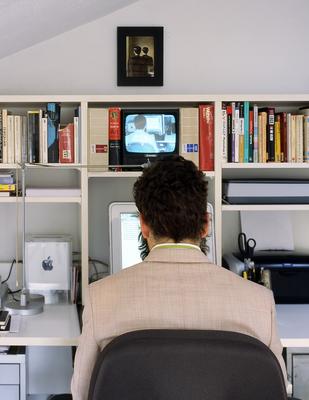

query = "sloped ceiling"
[{"left": 0, "top": 0, "right": 138, "bottom": 60}]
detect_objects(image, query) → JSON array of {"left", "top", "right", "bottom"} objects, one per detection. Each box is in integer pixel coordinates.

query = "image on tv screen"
[{"left": 124, "top": 113, "right": 176, "bottom": 153}]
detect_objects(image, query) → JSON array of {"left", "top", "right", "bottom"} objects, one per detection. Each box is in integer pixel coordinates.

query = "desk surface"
[
  {"left": 0, "top": 303, "right": 307, "bottom": 348},
  {"left": 0, "top": 303, "right": 80, "bottom": 346},
  {"left": 277, "top": 304, "right": 309, "bottom": 347}
]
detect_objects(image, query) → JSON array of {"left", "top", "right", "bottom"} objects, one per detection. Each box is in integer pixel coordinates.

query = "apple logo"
[{"left": 42, "top": 256, "right": 54, "bottom": 271}]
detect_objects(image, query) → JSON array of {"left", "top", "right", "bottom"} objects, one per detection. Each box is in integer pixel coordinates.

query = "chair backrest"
[{"left": 88, "top": 329, "right": 288, "bottom": 400}]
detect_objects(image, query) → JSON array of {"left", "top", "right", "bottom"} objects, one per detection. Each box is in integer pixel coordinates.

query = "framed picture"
[{"left": 117, "top": 26, "right": 164, "bottom": 86}]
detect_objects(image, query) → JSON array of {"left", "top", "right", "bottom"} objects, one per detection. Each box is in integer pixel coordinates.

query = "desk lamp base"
[{"left": 5, "top": 292, "right": 44, "bottom": 316}]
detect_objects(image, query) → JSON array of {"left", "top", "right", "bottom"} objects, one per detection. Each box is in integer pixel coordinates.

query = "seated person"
[
  {"left": 125, "top": 114, "right": 158, "bottom": 152},
  {"left": 71, "top": 155, "right": 287, "bottom": 400}
]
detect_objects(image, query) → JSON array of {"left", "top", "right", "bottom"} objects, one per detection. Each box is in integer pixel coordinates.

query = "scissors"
[{"left": 238, "top": 232, "right": 256, "bottom": 260}]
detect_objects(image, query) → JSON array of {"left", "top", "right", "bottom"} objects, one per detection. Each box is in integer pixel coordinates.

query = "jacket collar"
[{"left": 144, "top": 246, "right": 210, "bottom": 264}]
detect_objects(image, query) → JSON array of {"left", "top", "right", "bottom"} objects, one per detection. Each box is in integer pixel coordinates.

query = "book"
[
  {"left": 59, "top": 123, "right": 75, "bottom": 163},
  {"left": 243, "top": 101, "right": 249, "bottom": 162},
  {"left": 304, "top": 115, "right": 309, "bottom": 163},
  {"left": 74, "top": 116, "right": 79, "bottom": 164},
  {"left": 253, "top": 104, "right": 259, "bottom": 163},
  {"left": 88, "top": 108, "right": 108, "bottom": 170},
  {"left": 199, "top": 104, "right": 214, "bottom": 171},
  {"left": 249, "top": 109, "right": 254, "bottom": 162},
  {"left": 0, "top": 183, "right": 16, "bottom": 191},
  {"left": 0, "top": 109, "right": 2, "bottom": 162},
  {"left": 27, "top": 111, "right": 40, "bottom": 163},
  {"left": 108, "top": 107, "right": 122, "bottom": 170},
  {"left": 47, "top": 103, "right": 61, "bottom": 163},
  {"left": 14, "top": 115, "right": 22, "bottom": 164},
  {"left": 222, "top": 103, "right": 228, "bottom": 163},
  {"left": 261, "top": 107, "right": 275, "bottom": 162},
  {"left": 41, "top": 115, "right": 48, "bottom": 163},
  {"left": 226, "top": 104, "right": 233, "bottom": 162},
  {"left": 0, "top": 174, "right": 14, "bottom": 184},
  {"left": 7, "top": 115, "right": 15, "bottom": 164},
  {"left": 2, "top": 109, "right": 8, "bottom": 164},
  {"left": 239, "top": 102, "right": 244, "bottom": 163},
  {"left": 180, "top": 107, "right": 199, "bottom": 167},
  {"left": 274, "top": 115, "right": 281, "bottom": 162}
]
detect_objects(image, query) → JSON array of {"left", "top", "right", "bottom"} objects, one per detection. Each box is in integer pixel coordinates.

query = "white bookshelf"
[{"left": 1, "top": 94, "right": 309, "bottom": 303}]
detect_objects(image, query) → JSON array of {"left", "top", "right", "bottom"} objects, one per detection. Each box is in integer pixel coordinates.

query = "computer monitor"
[{"left": 109, "top": 202, "right": 216, "bottom": 275}]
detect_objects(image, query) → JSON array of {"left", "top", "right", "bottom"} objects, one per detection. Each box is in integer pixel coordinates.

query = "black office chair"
[{"left": 88, "top": 329, "right": 298, "bottom": 400}]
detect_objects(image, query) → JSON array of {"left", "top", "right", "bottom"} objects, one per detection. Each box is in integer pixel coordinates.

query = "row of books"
[
  {"left": 0, "top": 103, "right": 80, "bottom": 164},
  {"left": 222, "top": 102, "right": 309, "bottom": 163},
  {"left": 89, "top": 105, "right": 215, "bottom": 171}
]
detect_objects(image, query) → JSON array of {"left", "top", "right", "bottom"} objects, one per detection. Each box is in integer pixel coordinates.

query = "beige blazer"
[{"left": 71, "top": 247, "right": 286, "bottom": 400}]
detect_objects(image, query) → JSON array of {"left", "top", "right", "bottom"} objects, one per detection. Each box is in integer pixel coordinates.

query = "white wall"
[{"left": 0, "top": 0, "right": 308, "bottom": 94}]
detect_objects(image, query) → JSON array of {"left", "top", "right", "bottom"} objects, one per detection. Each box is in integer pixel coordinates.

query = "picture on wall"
[{"left": 117, "top": 26, "right": 163, "bottom": 86}]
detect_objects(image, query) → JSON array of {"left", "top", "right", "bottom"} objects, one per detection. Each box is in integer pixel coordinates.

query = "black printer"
[{"left": 223, "top": 251, "right": 309, "bottom": 304}]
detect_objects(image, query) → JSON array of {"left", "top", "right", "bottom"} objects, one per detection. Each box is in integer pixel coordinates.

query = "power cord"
[{"left": 1, "top": 259, "right": 16, "bottom": 284}]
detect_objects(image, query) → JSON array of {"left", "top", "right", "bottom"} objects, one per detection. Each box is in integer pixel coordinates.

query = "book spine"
[
  {"left": 304, "top": 115, "right": 309, "bottom": 163},
  {"left": 27, "top": 111, "right": 40, "bottom": 163},
  {"left": 47, "top": 103, "right": 60, "bottom": 163},
  {"left": 267, "top": 108, "right": 275, "bottom": 162},
  {"left": 199, "top": 104, "right": 214, "bottom": 171},
  {"left": 222, "top": 104, "right": 227, "bottom": 163},
  {"left": 287, "top": 113, "right": 292, "bottom": 162},
  {"left": 249, "top": 109, "right": 254, "bottom": 162},
  {"left": 21, "top": 116, "right": 28, "bottom": 163},
  {"left": 227, "top": 105, "right": 232, "bottom": 162},
  {"left": 108, "top": 107, "right": 122, "bottom": 170},
  {"left": 14, "top": 115, "right": 22, "bottom": 164},
  {"left": 0, "top": 176, "right": 14, "bottom": 184},
  {"left": 274, "top": 115, "right": 281, "bottom": 162},
  {"left": 296, "top": 115, "right": 303, "bottom": 163},
  {"left": 253, "top": 104, "right": 258, "bottom": 162},
  {"left": 280, "top": 112, "right": 287, "bottom": 162},
  {"left": 244, "top": 101, "right": 250, "bottom": 162},
  {"left": 258, "top": 114, "right": 263, "bottom": 163},
  {"left": 7, "top": 115, "right": 15, "bottom": 164},
  {"left": 261, "top": 111, "right": 267, "bottom": 163},
  {"left": 0, "top": 184, "right": 15, "bottom": 191},
  {"left": 291, "top": 115, "right": 296, "bottom": 162},
  {"left": 231, "top": 102, "right": 235, "bottom": 162},
  {"left": 239, "top": 102, "right": 244, "bottom": 163},
  {"left": 2, "top": 110, "right": 8, "bottom": 164},
  {"left": 0, "top": 109, "right": 2, "bottom": 162},
  {"left": 59, "top": 123, "right": 74, "bottom": 163},
  {"left": 74, "top": 116, "right": 79, "bottom": 164},
  {"left": 41, "top": 116, "right": 48, "bottom": 163},
  {"left": 234, "top": 103, "right": 240, "bottom": 163}
]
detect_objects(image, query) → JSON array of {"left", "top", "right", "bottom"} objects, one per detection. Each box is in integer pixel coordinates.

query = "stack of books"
[
  {"left": 0, "top": 173, "right": 15, "bottom": 197},
  {"left": 0, "top": 310, "right": 10, "bottom": 331}
]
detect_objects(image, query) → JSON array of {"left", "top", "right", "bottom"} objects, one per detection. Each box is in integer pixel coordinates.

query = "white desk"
[
  {"left": 0, "top": 303, "right": 80, "bottom": 346},
  {"left": 277, "top": 304, "right": 309, "bottom": 348}
]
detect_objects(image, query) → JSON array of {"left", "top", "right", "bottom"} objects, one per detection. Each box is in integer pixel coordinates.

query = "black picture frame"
[{"left": 117, "top": 26, "right": 164, "bottom": 86}]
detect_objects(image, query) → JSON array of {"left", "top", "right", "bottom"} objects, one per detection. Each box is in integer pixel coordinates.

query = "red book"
[
  {"left": 59, "top": 123, "right": 74, "bottom": 163},
  {"left": 279, "top": 112, "right": 287, "bottom": 162},
  {"left": 199, "top": 104, "right": 214, "bottom": 171},
  {"left": 108, "top": 107, "right": 121, "bottom": 170}
]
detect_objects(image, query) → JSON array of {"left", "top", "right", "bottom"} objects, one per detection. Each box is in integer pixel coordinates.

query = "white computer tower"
[{"left": 25, "top": 234, "right": 72, "bottom": 304}]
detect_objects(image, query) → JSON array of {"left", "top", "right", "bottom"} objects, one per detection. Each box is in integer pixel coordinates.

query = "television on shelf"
[
  {"left": 109, "top": 202, "right": 216, "bottom": 275},
  {"left": 122, "top": 109, "right": 179, "bottom": 167}
]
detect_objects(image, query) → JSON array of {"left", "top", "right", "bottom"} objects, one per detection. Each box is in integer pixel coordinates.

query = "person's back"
[{"left": 71, "top": 156, "right": 287, "bottom": 400}]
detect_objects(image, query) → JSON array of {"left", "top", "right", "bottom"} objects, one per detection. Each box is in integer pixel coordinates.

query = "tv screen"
[{"left": 122, "top": 109, "right": 179, "bottom": 167}]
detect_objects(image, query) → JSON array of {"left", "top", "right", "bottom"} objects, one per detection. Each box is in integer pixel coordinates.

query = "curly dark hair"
[{"left": 133, "top": 155, "right": 208, "bottom": 242}]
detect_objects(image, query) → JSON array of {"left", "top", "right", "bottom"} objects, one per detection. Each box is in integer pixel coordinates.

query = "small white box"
[{"left": 25, "top": 234, "right": 72, "bottom": 294}]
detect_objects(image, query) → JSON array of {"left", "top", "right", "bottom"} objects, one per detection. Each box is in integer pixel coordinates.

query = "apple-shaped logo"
[{"left": 42, "top": 256, "right": 53, "bottom": 271}]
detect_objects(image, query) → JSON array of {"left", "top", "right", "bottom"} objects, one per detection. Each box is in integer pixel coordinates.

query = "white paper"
[{"left": 240, "top": 211, "right": 294, "bottom": 251}]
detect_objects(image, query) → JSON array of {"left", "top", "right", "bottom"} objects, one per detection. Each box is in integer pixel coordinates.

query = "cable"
[{"left": 1, "top": 259, "right": 16, "bottom": 284}]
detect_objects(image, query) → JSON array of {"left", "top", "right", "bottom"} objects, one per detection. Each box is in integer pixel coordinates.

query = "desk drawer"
[
  {"left": 0, "top": 364, "right": 20, "bottom": 384},
  {"left": 0, "top": 384, "right": 19, "bottom": 399}
]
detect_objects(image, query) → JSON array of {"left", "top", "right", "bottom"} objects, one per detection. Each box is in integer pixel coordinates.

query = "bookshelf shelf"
[
  {"left": 25, "top": 197, "right": 81, "bottom": 204},
  {"left": 87, "top": 170, "right": 216, "bottom": 179},
  {"left": 222, "top": 204, "right": 309, "bottom": 211}
]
